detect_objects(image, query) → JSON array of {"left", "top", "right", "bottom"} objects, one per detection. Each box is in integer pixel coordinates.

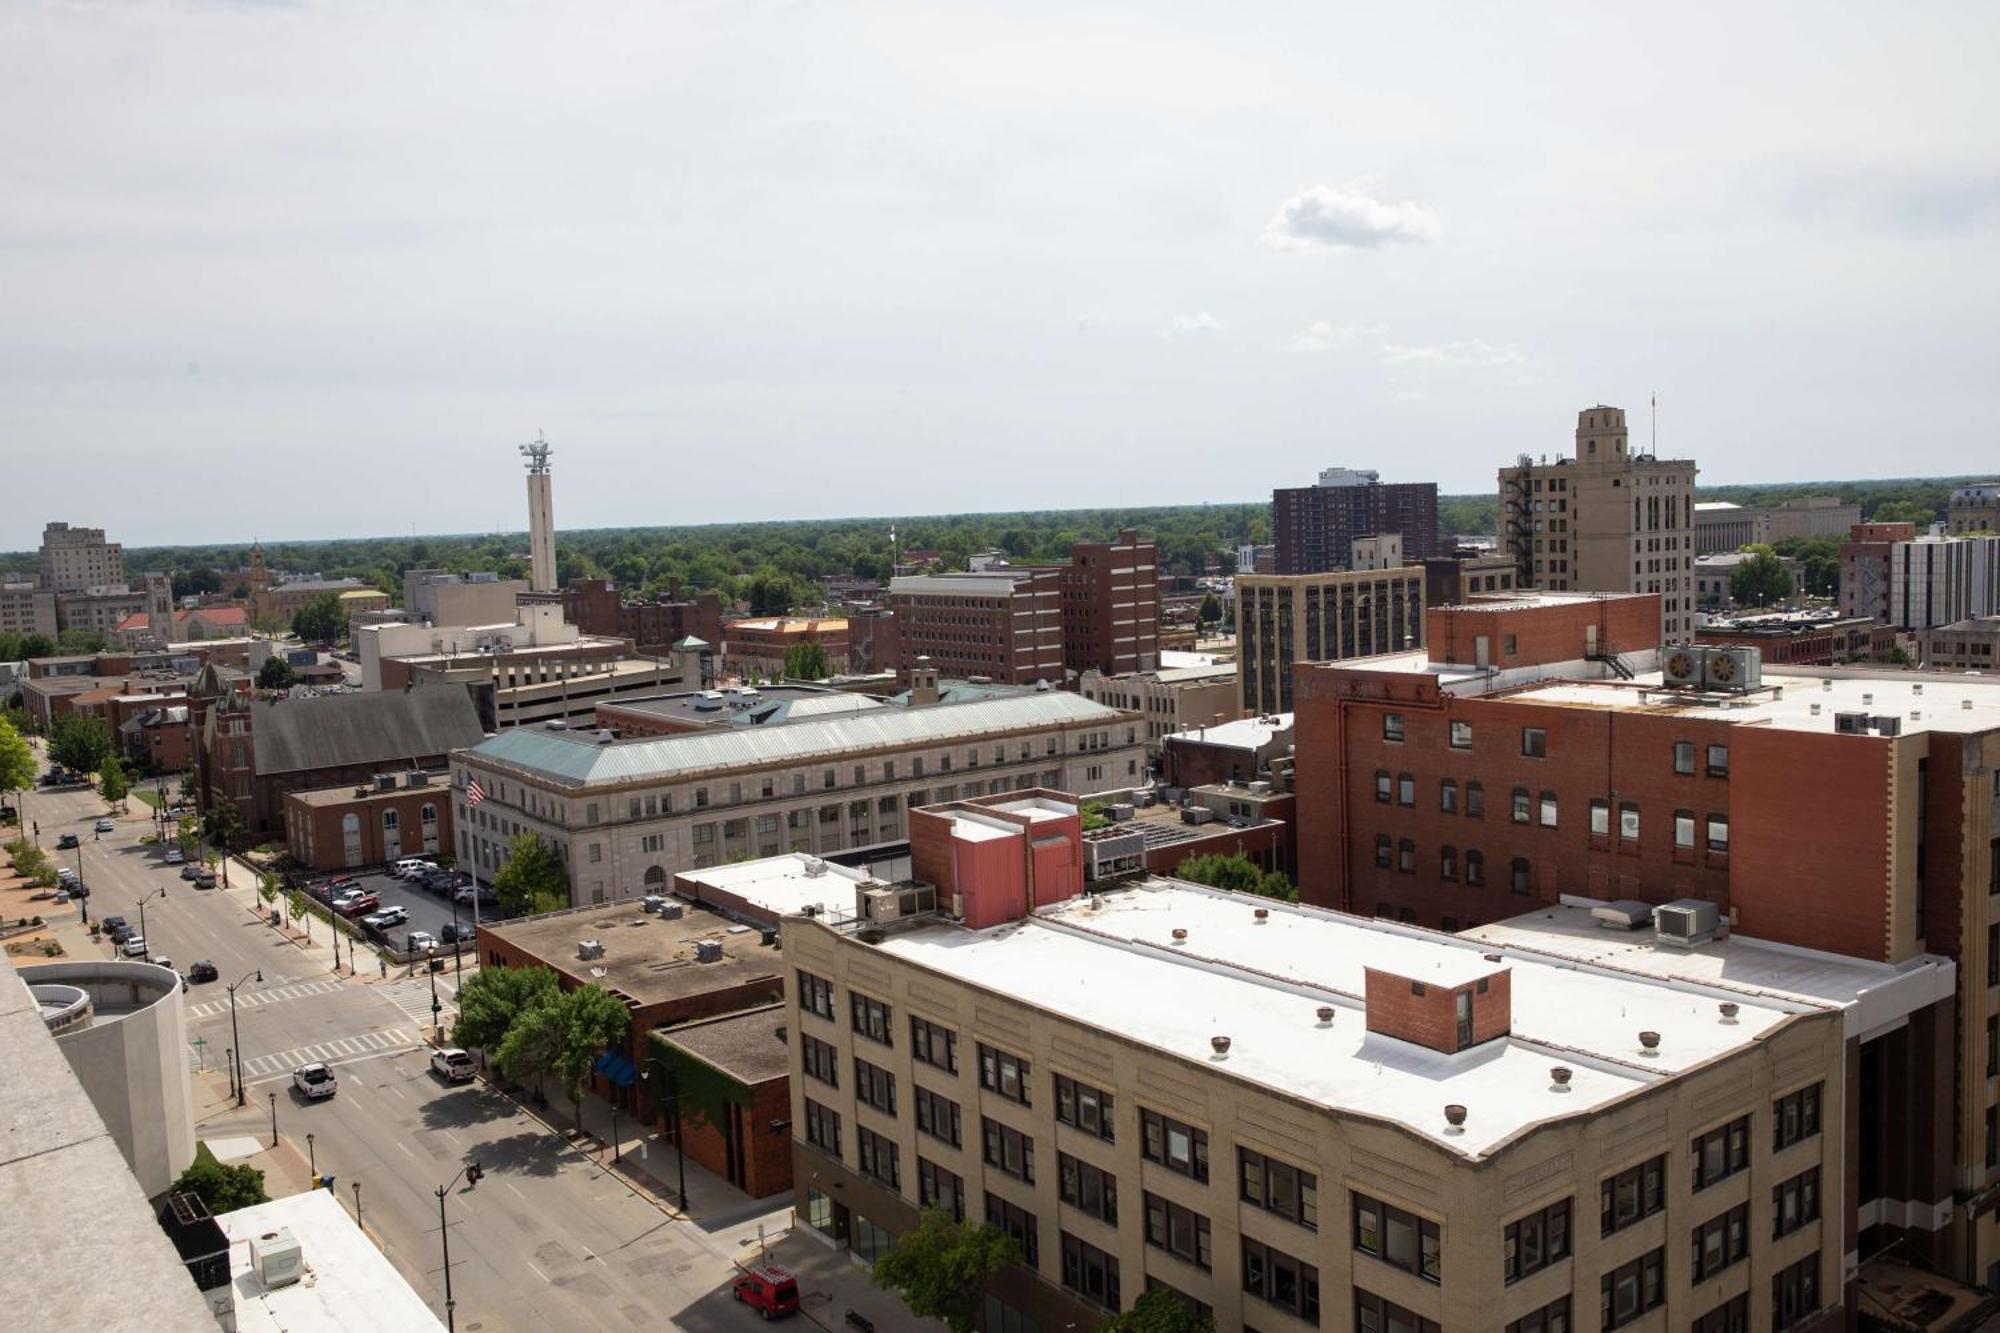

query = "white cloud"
[
  {"left": 1379, "top": 338, "right": 1526, "bottom": 368},
  {"left": 1290, "top": 320, "right": 1387, "bottom": 352},
  {"left": 1162, "top": 311, "right": 1223, "bottom": 337},
  {"left": 1262, "top": 185, "right": 1441, "bottom": 253}
]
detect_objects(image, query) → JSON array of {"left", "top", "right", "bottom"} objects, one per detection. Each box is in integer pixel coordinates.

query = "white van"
[{"left": 393, "top": 858, "right": 433, "bottom": 879}]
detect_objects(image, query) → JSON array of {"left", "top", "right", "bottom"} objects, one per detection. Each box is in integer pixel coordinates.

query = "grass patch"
[{"left": 132, "top": 789, "right": 164, "bottom": 811}]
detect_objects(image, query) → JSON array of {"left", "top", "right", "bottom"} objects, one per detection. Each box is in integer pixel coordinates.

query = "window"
[
  {"left": 856, "top": 1125, "right": 900, "bottom": 1189},
  {"left": 1375, "top": 834, "right": 1392, "bottom": 869},
  {"left": 1239, "top": 1147, "right": 1317, "bottom": 1231},
  {"left": 1773, "top": 1083, "right": 1822, "bottom": 1151},
  {"left": 1466, "top": 780, "right": 1485, "bottom": 818},
  {"left": 1691, "top": 1202, "right": 1749, "bottom": 1282},
  {"left": 1059, "top": 1152, "right": 1119, "bottom": 1224},
  {"left": 1692, "top": 1116, "right": 1751, "bottom": 1190},
  {"left": 1353, "top": 1288, "right": 1435, "bottom": 1333},
  {"left": 1398, "top": 773, "right": 1415, "bottom": 806},
  {"left": 1600, "top": 1155, "right": 1665, "bottom": 1235},
  {"left": 1522, "top": 727, "right": 1546, "bottom": 758},
  {"left": 986, "top": 1194, "right": 1039, "bottom": 1266},
  {"left": 1352, "top": 1192, "right": 1440, "bottom": 1283},
  {"left": 1539, "top": 791, "right": 1558, "bottom": 827},
  {"left": 1707, "top": 743, "right": 1730, "bottom": 777},
  {"left": 1772, "top": 1254, "right": 1820, "bottom": 1331},
  {"left": 1589, "top": 799, "right": 1609, "bottom": 837},
  {"left": 1674, "top": 741, "right": 1696, "bottom": 775},
  {"left": 979, "top": 1044, "right": 1031, "bottom": 1105},
  {"left": 796, "top": 969, "right": 834, "bottom": 1021},
  {"left": 803, "top": 1098, "right": 841, "bottom": 1158},
  {"left": 1398, "top": 838, "right": 1416, "bottom": 873},
  {"left": 1243, "top": 1239, "right": 1321, "bottom": 1322},
  {"left": 1466, "top": 849, "right": 1485, "bottom": 886},
  {"left": 854, "top": 1057, "right": 897, "bottom": 1116},
  {"left": 1618, "top": 802, "right": 1639, "bottom": 840},
  {"left": 1384, "top": 713, "right": 1405, "bottom": 742},
  {"left": 1450, "top": 720, "right": 1472, "bottom": 749},
  {"left": 1600, "top": 1247, "right": 1665, "bottom": 1329},
  {"left": 1504, "top": 1198, "right": 1570, "bottom": 1284},
  {"left": 1440, "top": 845, "right": 1459, "bottom": 881},
  {"left": 851, "top": 992, "right": 892, "bottom": 1045},
  {"left": 1773, "top": 1167, "right": 1821, "bottom": 1239},
  {"left": 1060, "top": 1233, "right": 1120, "bottom": 1312},
  {"left": 1143, "top": 1193, "right": 1210, "bottom": 1270},
  {"left": 1676, "top": 809, "right": 1696, "bottom": 850},
  {"left": 1440, "top": 779, "right": 1458, "bottom": 813},
  {"left": 1376, "top": 769, "right": 1392, "bottom": 803},
  {"left": 1054, "top": 1074, "right": 1115, "bottom": 1141},
  {"left": 1707, "top": 813, "right": 1730, "bottom": 854},
  {"left": 1693, "top": 1294, "right": 1749, "bottom": 1333},
  {"left": 983, "top": 1117, "right": 1034, "bottom": 1182},
  {"left": 1511, "top": 787, "right": 1531, "bottom": 823},
  {"left": 800, "top": 1034, "right": 839, "bottom": 1087},
  {"left": 910, "top": 1016, "right": 959, "bottom": 1073},
  {"left": 1510, "top": 857, "right": 1531, "bottom": 894},
  {"left": 1506, "top": 1297, "right": 1570, "bottom": 1333},
  {"left": 918, "top": 1158, "right": 963, "bottom": 1221},
  {"left": 1140, "top": 1107, "right": 1208, "bottom": 1181}
]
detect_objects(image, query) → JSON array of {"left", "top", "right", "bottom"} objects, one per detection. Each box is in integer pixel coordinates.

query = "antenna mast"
[
  {"left": 519, "top": 430, "right": 553, "bottom": 474},
  {"left": 1650, "top": 393, "right": 1657, "bottom": 458}
]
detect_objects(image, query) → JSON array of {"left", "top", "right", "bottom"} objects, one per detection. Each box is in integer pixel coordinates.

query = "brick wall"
[
  {"left": 1425, "top": 594, "right": 1659, "bottom": 669},
  {"left": 1362, "top": 965, "right": 1510, "bottom": 1054}
]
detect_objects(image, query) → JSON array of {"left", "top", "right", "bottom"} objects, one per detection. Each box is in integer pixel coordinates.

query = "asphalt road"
[{"left": 18, "top": 771, "right": 784, "bottom": 1332}]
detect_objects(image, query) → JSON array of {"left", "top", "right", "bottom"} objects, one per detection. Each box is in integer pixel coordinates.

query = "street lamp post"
[
  {"left": 609, "top": 1093, "right": 620, "bottom": 1165},
  {"left": 70, "top": 842, "right": 88, "bottom": 926},
  {"left": 351, "top": 1180, "right": 361, "bottom": 1228},
  {"left": 427, "top": 948, "right": 442, "bottom": 1043},
  {"left": 227, "top": 969, "right": 262, "bottom": 1107},
  {"left": 137, "top": 886, "right": 166, "bottom": 958},
  {"left": 306, "top": 1132, "right": 316, "bottom": 1178},
  {"left": 449, "top": 894, "right": 462, "bottom": 975},
  {"left": 268, "top": 1090, "right": 277, "bottom": 1148},
  {"left": 434, "top": 1162, "right": 482, "bottom": 1332}
]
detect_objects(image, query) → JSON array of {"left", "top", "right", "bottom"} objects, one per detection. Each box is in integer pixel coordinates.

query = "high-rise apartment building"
[
  {"left": 1058, "top": 529, "right": 1159, "bottom": 676},
  {"left": 1499, "top": 406, "right": 1697, "bottom": 643},
  {"left": 1886, "top": 533, "right": 2000, "bottom": 630},
  {"left": 37, "top": 521, "right": 124, "bottom": 594},
  {"left": 1272, "top": 468, "right": 1439, "bottom": 574},
  {"left": 1839, "top": 522, "right": 1917, "bottom": 624},
  {"left": 1234, "top": 567, "right": 1424, "bottom": 715}
]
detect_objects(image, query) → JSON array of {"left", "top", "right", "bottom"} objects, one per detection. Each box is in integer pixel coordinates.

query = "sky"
[{"left": 4, "top": 1, "right": 1997, "bottom": 549}]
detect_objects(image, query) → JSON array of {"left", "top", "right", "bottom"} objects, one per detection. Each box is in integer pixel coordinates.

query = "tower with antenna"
[{"left": 521, "top": 432, "right": 557, "bottom": 594}]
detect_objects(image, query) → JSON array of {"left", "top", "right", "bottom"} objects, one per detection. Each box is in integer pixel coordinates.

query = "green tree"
[
  {"left": 257, "top": 871, "right": 279, "bottom": 908},
  {"left": 1100, "top": 1286, "right": 1217, "bottom": 1332},
  {"left": 782, "top": 640, "right": 831, "bottom": 681},
  {"left": 1870, "top": 497, "right": 1937, "bottom": 527},
  {"left": 1728, "top": 551, "right": 1795, "bottom": 608},
  {"left": 49, "top": 712, "right": 112, "bottom": 774},
  {"left": 98, "top": 755, "right": 130, "bottom": 811},
  {"left": 172, "top": 567, "right": 223, "bottom": 599},
  {"left": 1173, "top": 852, "right": 1298, "bottom": 902},
  {"left": 169, "top": 1146, "right": 270, "bottom": 1214},
  {"left": 256, "top": 655, "right": 297, "bottom": 689},
  {"left": 1197, "top": 592, "right": 1223, "bottom": 626},
  {"left": 452, "top": 964, "right": 560, "bottom": 1051},
  {"left": 1772, "top": 535, "right": 1840, "bottom": 598},
  {"left": 491, "top": 832, "right": 570, "bottom": 916},
  {"left": 291, "top": 592, "right": 346, "bottom": 645},
  {"left": 203, "top": 800, "right": 248, "bottom": 853},
  {"left": 0, "top": 716, "right": 34, "bottom": 808},
  {"left": 55, "top": 629, "right": 106, "bottom": 655},
  {"left": 1080, "top": 800, "right": 1110, "bottom": 831},
  {"left": 869, "top": 1209, "right": 1019, "bottom": 1333}
]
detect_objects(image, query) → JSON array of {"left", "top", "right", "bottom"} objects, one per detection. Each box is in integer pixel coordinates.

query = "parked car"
[
  {"left": 149, "top": 955, "right": 171, "bottom": 970},
  {"left": 362, "top": 906, "right": 409, "bottom": 930},
  {"left": 439, "top": 921, "right": 475, "bottom": 944},
  {"left": 121, "top": 935, "right": 148, "bottom": 957},
  {"left": 421, "top": 870, "right": 459, "bottom": 894},
  {"left": 56, "top": 866, "right": 77, "bottom": 883},
  {"left": 193, "top": 870, "right": 217, "bottom": 890},
  {"left": 55, "top": 833, "right": 78, "bottom": 849},
  {"left": 430, "top": 1048, "right": 476, "bottom": 1082},
  {"left": 394, "top": 858, "right": 435, "bottom": 879},
  {"left": 329, "top": 888, "right": 365, "bottom": 908},
  {"left": 180, "top": 863, "right": 201, "bottom": 880},
  {"left": 731, "top": 1265, "right": 800, "bottom": 1319},
  {"left": 164, "top": 848, "right": 184, "bottom": 865},
  {"left": 336, "top": 893, "right": 379, "bottom": 915},
  {"left": 101, "top": 914, "right": 127, "bottom": 933},
  {"left": 52, "top": 889, "right": 70, "bottom": 904},
  {"left": 292, "top": 1063, "right": 337, "bottom": 1100},
  {"left": 186, "top": 960, "right": 219, "bottom": 983},
  {"left": 407, "top": 930, "right": 438, "bottom": 954},
  {"left": 94, "top": 818, "right": 115, "bottom": 833}
]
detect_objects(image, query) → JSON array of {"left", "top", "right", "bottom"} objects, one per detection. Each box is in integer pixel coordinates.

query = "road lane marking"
[
  {"left": 506, "top": 1182, "right": 527, "bottom": 1201},
  {"left": 242, "top": 1045, "right": 412, "bottom": 1089},
  {"left": 524, "top": 1261, "right": 549, "bottom": 1284}
]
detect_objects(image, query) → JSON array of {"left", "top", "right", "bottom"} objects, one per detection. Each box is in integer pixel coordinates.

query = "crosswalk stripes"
[
  {"left": 376, "top": 972, "right": 463, "bottom": 1029},
  {"left": 240, "top": 1028, "right": 418, "bottom": 1077},
  {"left": 185, "top": 976, "right": 346, "bottom": 1021}
]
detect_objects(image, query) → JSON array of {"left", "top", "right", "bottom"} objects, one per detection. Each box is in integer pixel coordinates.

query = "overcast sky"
[{"left": 5, "top": 2, "right": 1996, "bottom": 549}]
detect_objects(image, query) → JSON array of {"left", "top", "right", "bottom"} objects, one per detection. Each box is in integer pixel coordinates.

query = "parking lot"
[{"left": 306, "top": 866, "right": 499, "bottom": 954}]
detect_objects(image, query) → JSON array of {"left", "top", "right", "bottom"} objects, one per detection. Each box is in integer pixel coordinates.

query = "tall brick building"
[
  {"left": 890, "top": 569, "right": 1064, "bottom": 684},
  {"left": 1292, "top": 590, "right": 2000, "bottom": 1286},
  {"left": 525, "top": 577, "right": 723, "bottom": 654},
  {"left": 1057, "top": 529, "right": 1160, "bottom": 676},
  {"left": 1272, "top": 467, "right": 1439, "bottom": 574}
]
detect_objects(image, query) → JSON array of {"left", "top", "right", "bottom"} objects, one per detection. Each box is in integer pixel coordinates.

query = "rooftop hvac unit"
[
  {"left": 802, "top": 857, "right": 828, "bottom": 878},
  {"left": 1181, "top": 806, "right": 1215, "bottom": 826},
  {"left": 576, "top": 939, "right": 605, "bottom": 961},
  {"left": 640, "top": 895, "right": 665, "bottom": 914},
  {"left": 1107, "top": 803, "right": 1135, "bottom": 822},
  {"left": 1661, "top": 646, "right": 1705, "bottom": 688},
  {"left": 694, "top": 939, "right": 724, "bottom": 963},
  {"left": 405, "top": 770, "right": 430, "bottom": 787},
  {"left": 249, "top": 1229, "right": 303, "bottom": 1289},
  {"left": 1702, "top": 646, "right": 1762, "bottom": 693},
  {"left": 1591, "top": 900, "right": 1655, "bottom": 931},
  {"left": 374, "top": 773, "right": 398, "bottom": 792},
  {"left": 1131, "top": 790, "right": 1157, "bottom": 808},
  {"left": 658, "top": 902, "right": 684, "bottom": 921},
  {"left": 1654, "top": 899, "right": 1720, "bottom": 949},
  {"left": 861, "top": 886, "right": 904, "bottom": 924},
  {"left": 1834, "top": 712, "right": 1870, "bottom": 734},
  {"left": 1874, "top": 716, "right": 1902, "bottom": 737},
  {"left": 1247, "top": 780, "right": 1272, "bottom": 796}
]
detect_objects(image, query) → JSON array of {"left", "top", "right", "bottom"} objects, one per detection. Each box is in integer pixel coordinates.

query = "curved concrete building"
[{"left": 30, "top": 960, "right": 196, "bottom": 1196}]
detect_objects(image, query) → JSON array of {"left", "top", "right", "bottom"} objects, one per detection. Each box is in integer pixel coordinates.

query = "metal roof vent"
[
  {"left": 1810, "top": 702, "right": 1822, "bottom": 716},
  {"left": 1209, "top": 1035, "right": 1231, "bottom": 1060},
  {"left": 1170, "top": 927, "right": 1188, "bottom": 945},
  {"left": 1863, "top": 692, "right": 1874, "bottom": 706},
  {"left": 1914, "top": 682, "right": 1924, "bottom": 695},
  {"left": 1719, "top": 1002, "right": 1740, "bottom": 1024},
  {"left": 1315, "top": 1006, "right": 1335, "bottom": 1026},
  {"left": 1638, "top": 1030, "right": 1662, "bottom": 1057},
  {"left": 1550, "top": 1066, "right": 1573, "bottom": 1092},
  {"left": 1443, "top": 1103, "right": 1467, "bottom": 1134},
  {"left": 1253, "top": 908, "right": 1269, "bottom": 924},
  {"left": 1966, "top": 699, "right": 1977, "bottom": 710}
]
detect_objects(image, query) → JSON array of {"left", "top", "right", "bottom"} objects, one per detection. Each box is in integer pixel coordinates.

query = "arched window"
[
  {"left": 420, "top": 802, "right": 439, "bottom": 853},
  {"left": 1466, "top": 849, "right": 1485, "bottom": 886},
  {"left": 382, "top": 807, "right": 401, "bottom": 860},
  {"left": 383, "top": 809, "right": 399, "bottom": 830},
  {"left": 1440, "top": 845, "right": 1459, "bottom": 881},
  {"left": 643, "top": 865, "right": 667, "bottom": 887}
]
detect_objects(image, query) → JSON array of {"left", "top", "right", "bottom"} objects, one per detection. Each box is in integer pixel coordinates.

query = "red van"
[{"left": 731, "top": 1264, "right": 800, "bottom": 1319}]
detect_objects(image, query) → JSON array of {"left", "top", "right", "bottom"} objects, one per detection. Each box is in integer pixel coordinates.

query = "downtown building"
[
  {"left": 1234, "top": 566, "right": 1425, "bottom": 716},
  {"left": 1272, "top": 468, "right": 1440, "bottom": 574},
  {"left": 1289, "top": 589, "right": 2000, "bottom": 1291}
]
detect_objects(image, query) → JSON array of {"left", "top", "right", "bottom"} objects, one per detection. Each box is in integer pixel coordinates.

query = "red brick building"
[
  {"left": 889, "top": 568, "right": 1064, "bottom": 684},
  {"left": 282, "top": 771, "right": 454, "bottom": 871},
  {"left": 909, "top": 791, "right": 1083, "bottom": 929},
  {"left": 1696, "top": 613, "right": 1889, "bottom": 666},
  {"left": 528, "top": 577, "right": 724, "bottom": 655},
  {"left": 649, "top": 1004, "right": 793, "bottom": 1200},
  {"left": 722, "top": 617, "right": 849, "bottom": 680},
  {"left": 1058, "top": 529, "right": 1160, "bottom": 676},
  {"left": 843, "top": 605, "right": 899, "bottom": 675}
]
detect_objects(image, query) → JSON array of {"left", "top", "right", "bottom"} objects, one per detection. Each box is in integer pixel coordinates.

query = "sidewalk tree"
[
  {"left": 1198, "top": 591, "right": 1223, "bottom": 626},
  {"left": 170, "top": 1146, "right": 269, "bottom": 1214},
  {"left": 257, "top": 872, "right": 279, "bottom": 908},
  {"left": 0, "top": 716, "right": 33, "bottom": 808},
  {"left": 492, "top": 832, "right": 570, "bottom": 916},
  {"left": 453, "top": 964, "right": 559, "bottom": 1051},
  {"left": 291, "top": 592, "right": 346, "bottom": 646},
  {"left": 549, "top": 983, "right": 631, "bottom": 1131},
  {"left": 49, "top": 712, "right": 113, "bottom": 775},
  {"left": 256, "top": 656, "right": 297, "bottom": 690},
  {"left": 869, "top": 1208, "right": 1019, "bottom": 1333},
  {"left": 98, "top": 755, "right": 131, "bottom": 811},
  {"left": 1101, "top": 1287, "right": 1216, "bottom": 1332}
]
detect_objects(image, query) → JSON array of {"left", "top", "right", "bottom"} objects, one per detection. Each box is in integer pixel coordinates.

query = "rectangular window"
[
  {"left": 1384, "top": 713, "right": 1405, "bottom": 742},
  {"left": 796, "top": 969, "right": 835, "bottom": 1021},
  {"left": 1143, "top": 1193, "right": 1211, "bottom": 1271},
  {"left": 1054, "top": 1073, "right": 1115, "bottom": 1141},
  {"left": 1512, "top": 787, "right": 1532, "bottom": 823},
  {"left": 1618, "top": 801, "right": 1639, "bottom": 840},
  {"left": 979, "top": 1044, "right": 1031, "bottom": 1105},
  {"left": 1503, "top": 1198, "right": 1570, "bottom": 1284},
  {"left": 1243, "top": 1238, "right": 1321, "bottom": 1323},
  {"left": 1059, "top": 1152, "right": 1119, "bottom": 1224},
  {"left": 1239, "top": 1147, "right": 1318, "bottom": 1231},
  {"left": 985, "top": 1194, "right": 1038, "bottom": 1267},
  {"left": 1354, "top": 1288, "right": 1438, "bottom": 1333},
  {"left": 1771, "top": 1253, "right": 1820, "bottom": 1331},
  {"left": 1539, "top": 791, "right": 1558, "bottom": 828},
  {"left": 914, "top": 1085, "right": 962, "bottom": 1147},
  {"left": 1398, "top": 773, "right": 1416, "bottom": 806},
  {"left": 1139, "top": 1107, "right": 1209, "bottom": 1181},
  {"left": 1773, "top": 1083, "right": 1822, "bottom": 1151},
  {"left": 1467, "top": 782, "right": 1484, "bottom": 818},
  {"left": 1693, "top": 1294, "right": 1749, "bottom": 1333},
  {"left": 1674, "top": 740, "right": 1696, "bottom": 775},
  {"left": 1773, "top": 1167, "right": 1822, "bottom": 1239},
  {"left": 1060, "top": 1232, "right": 1120, "bottom": 1312},
  {"left": 918, "top": 1158, "right": 963, "bottom": 1221},
  {"left": 856, "top": 1125, "right": 900, "bottom": 1189},
  {"left": 1589, "top": 799, "right": 1609, "bottom": 837},
  {"left": 1376, "top": 770, "right": 1392, "bottom": 803},
  {"left": 982, "top": 1117, "right": 1034, "bottom": 1182},
  {"left": 1707, "top": 814, "right": 1730, "bottom": 854},
  {"left": 850, "top": 992, "right": 893, "bottom": 1045},
  {"left": 1600, "top": 1247, "right": 1665, "bottom": 1330},
  {"left": 1691, "top": 1202, "right": 1750, "bottom": 1283},
  {"left": 1450, "top": 720, "right": 1472, "bottom": 749},
  {"left": 909, "top": 1015, "right": 959, "bottom": 1073},
  {"left": 1675, "top": 809, "right": 1696, "bottom": 850},
  {"left": 1692, "top": 1116, "right": 1751, "bottom": 1191},
  {"left": 854, "top": 1057, "right": 897, "bottom": 1116},
  {"left": 1600, "top": 1155, "right": 1666, "bottom": 1235},
  {"left": 1707, "top": 743, "right": 1730, "bottom": 777},
  {"left": 1352, "top": 1191, "right": 1441, "bottom": 1283},
  {"left": 1440, "top": 779, "right": 1458, "bottom": 814},
  {"left": 1505, "top": 1297, "right": 1571, "bottom": 1333},
  {"left": 1522, "top": 727, "right": 1546, "bottom": 758},
  {"left": 803, "top": 1098, "right": 841, "bottom": 1158},
  {"left": 800, "top": 1033, "right": 839, "bottom": 1087}
]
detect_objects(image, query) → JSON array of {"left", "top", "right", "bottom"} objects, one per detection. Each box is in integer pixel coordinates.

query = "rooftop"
[
  {"left": 286, "top": 772, "right": 451, "bottom": 807},
  {"left": 676, "top": 853, "right": 872, "bottom": 921},
  {"left": 217, "top": 1190, "right": 444, "bottom": 1331},
  {"left": 655, "top": 1001, "right": 791, "bottom": 1085},
  {"left": 481, "top": 901, "right": 783, "bottom": 1009},
  {"left": 889, "top": 572, "right": 1042, "bottom": 596},
  {"left": 864, "top": 879, "right": 1923, "bottom": 1157},
  {"left": 1506, "top": 666, "right": 2000, "bottom": 737},
  {"left": 250, "top": 687, "right": 486, "bottom": 775},
  {"left": 1170, "top": 712, "right": 1291, "bottom": 751},
  {"left": 726, "top": 617, "right": 848, "bottom": 633},
  {"left": 604, "top": 685, "right": 884, "bottom": 729}
]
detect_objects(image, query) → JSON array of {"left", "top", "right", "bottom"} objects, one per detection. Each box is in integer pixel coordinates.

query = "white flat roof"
[
  {"left": 218, "top": 1189, "right": 444, "bottom": 1331},
  {"left": 680, "top": 852, "right": 867, "bottom": 918},
  {"left": 1510, "top": 667, "right": 2000, "bottom": 736},
  {"left": 1174, "top": 713, "right": 1291, "bottom": 750},
  {"left": 873, "top": 880, "right": 1835, "bottom": 1158}
]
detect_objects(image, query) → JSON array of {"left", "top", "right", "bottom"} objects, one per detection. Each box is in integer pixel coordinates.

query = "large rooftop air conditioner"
[
  {"left": 249, "top": 1228, "right": 303, "bottom": 1289},
  {"left": 1661, "top": 646, "right": 1704, "bottom": 688},
  {"left": 1654, "top": 899, "right": 1720, "bottom": 949},
  {"left": 1702, "top": 646, "right": 1762, "bottom": 693}
]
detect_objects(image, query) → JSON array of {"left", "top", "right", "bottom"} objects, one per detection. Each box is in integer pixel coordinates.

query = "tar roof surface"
[
  {"left": 482, "top": 902, "right": 783, "bottom": 1007},
  {"left": 656, "top": 1002, "right": 792, "bottom": 1085},
  {"left": 1509, "top": 668, "right": 2000, "bottom": 736},
  {"left": 253, "top": 688, "right": 485, "bottom": 775}
]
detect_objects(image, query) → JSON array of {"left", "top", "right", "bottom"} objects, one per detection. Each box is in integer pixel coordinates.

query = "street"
[{"left": 18, "top": 773, "right": 818, "bottom": 1332}]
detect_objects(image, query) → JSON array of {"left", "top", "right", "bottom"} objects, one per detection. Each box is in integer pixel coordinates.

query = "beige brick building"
[{"left": 1234, "top": 568, "right": 1424, "bottom": 716}]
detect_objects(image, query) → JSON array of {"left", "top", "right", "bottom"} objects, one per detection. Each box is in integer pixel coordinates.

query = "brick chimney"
[{"left": 1363, "top": 962, "right": 1511, "bottom": 1055}]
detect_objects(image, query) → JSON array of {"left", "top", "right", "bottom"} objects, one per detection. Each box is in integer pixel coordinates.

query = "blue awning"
[{"left": 593, "top": 1049, "right": 636, "bottom": 1088}]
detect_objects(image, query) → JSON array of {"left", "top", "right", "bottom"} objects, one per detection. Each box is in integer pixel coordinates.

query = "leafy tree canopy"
[
  {"left": 453, "top": 964, "right": 560, "bottom": 1051},
  {"left": 1728, "top": 552, "right": 1795, "bottom": 608},
  {"left": 172, "top": 566, "right": 224, "bottom": 598},
  {"left": 49, "top": 712, "right": 113, "bottom": 774},
  {"left": 291, "top": 592, "right": 347, "bottom": 645},
  {"left": 1099, "top": 1286, "right": 1217, "bottom": 1333},
  {"left": 491, "top": 831, "right": 570, "bottom": 916},
  {"left": 782, "top": 640, "right": 831, "bottom": 681},
  {"left": 869, "top": 1208, "right": 1019, "bottom": 1333},
  {"left": 170, "top": 1147, "right": 270, "bottom": 1214},
  {"left": 98, "top": 755, "right": 130, "bottom": 808},
  {"left": 1173, "top": 852, "right": 1298, "bottom": 902},
  {"left": 0, "top": 717, "right": 33, "bottom": 795},
  {"left": 256, "top": 656, "right": 297, "bottom": 689},
  {"left": 1197, "top": 592, "right": 1223, "bottom": 625},
  {"left": 203, "top": 799, "right": 248, "bottom": 852}
]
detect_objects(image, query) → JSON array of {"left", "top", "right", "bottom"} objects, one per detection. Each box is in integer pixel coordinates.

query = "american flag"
[{"left": 465, "top": 776, "right": 486, "bottom": 808}]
